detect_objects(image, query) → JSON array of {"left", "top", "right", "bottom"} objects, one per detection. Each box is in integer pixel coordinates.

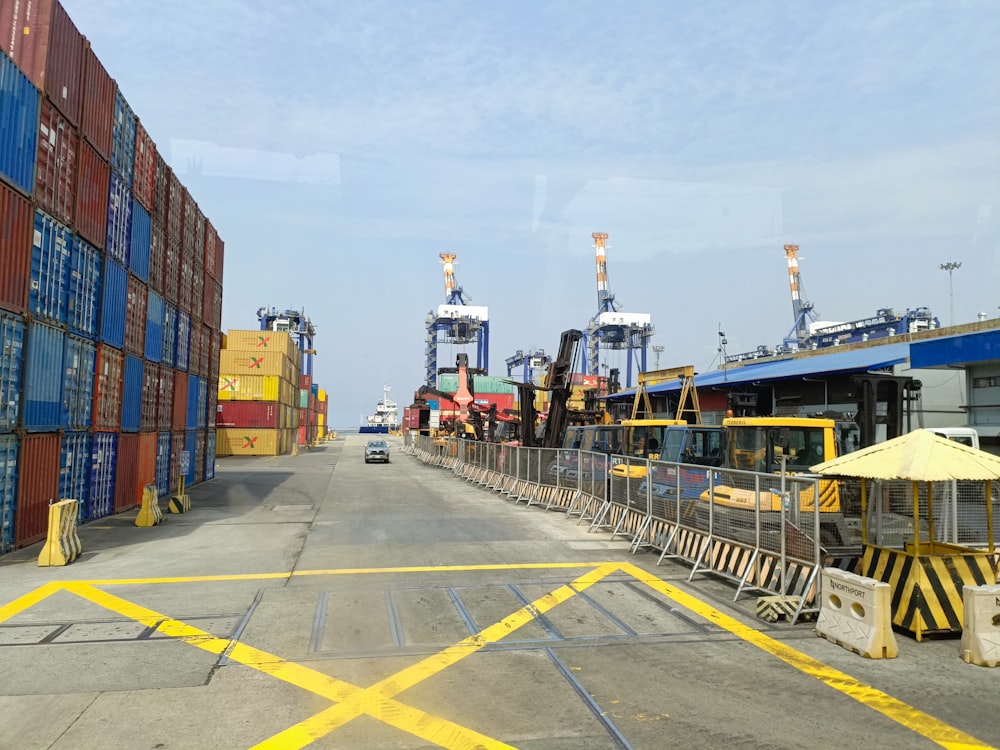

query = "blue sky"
[{"left": 64, "top": 1, "right": 999, "bottom": 428}]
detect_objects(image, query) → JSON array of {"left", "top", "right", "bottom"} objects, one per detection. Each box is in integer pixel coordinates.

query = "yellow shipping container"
[
  {"left": 318, "top": 388, "right": 327, "bottom": 402},
  {"left": 318, "top": 413, "right": 325, "bottom": 426},
  {"left": 224, "top": 330, "right": 298, "bottom": 361},
  {"left": 219, "top": 350, "right": 296, "bottom": 381},
  {"left": 218, "top": 374, "right": 282, "bottom": 401},
  {"left": 217, "top": 428, "right": 283, "bottom": 456}
]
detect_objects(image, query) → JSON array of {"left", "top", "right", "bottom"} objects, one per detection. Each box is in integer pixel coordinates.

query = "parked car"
[{"left": 365, "top": 440, "right": 390, "bottom": 463}]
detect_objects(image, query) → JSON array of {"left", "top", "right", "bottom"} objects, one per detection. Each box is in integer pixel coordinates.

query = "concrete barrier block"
[
  {"left": 135, "top": 484, "right": 164, "bottom": 527},
  {"left": 815, "top": 567, "right": 898, "bottom": 659},
  {"left": 960, "top": 584, "right": 1000, "bottom": 667},
  {"left": 37, "top": 499, "right": 82, "bottom": 567}
]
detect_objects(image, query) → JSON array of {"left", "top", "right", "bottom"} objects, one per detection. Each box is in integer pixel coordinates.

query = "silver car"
[{"left": 364, "top": 439, "right": 390, "bottom": 463}]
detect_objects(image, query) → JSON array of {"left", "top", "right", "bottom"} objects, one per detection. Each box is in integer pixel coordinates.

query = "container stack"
[
  {"left": 316, "top": 389, "right": 328, "bottom": 440},
  {"left": 297, "top": 375, "right": 321, "bottom": 447},
  {"left": 0, "top": 2, "right": 225, "bottom": 554},
  {"left": 216, "top": 330, "right": 300, "bottom": 456}
]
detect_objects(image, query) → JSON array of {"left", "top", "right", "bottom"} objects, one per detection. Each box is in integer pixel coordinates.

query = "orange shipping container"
[{"left": 216, "top": 428, "right": 282, "bottom": 456}]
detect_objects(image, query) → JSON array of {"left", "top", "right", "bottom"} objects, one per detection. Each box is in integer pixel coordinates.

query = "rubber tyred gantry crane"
[{"left": 424, "top": 253, "right": 490, "bottom": 387}]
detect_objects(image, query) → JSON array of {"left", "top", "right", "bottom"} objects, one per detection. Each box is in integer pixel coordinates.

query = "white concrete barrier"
[
  {"left": 815, "top": 567, "right": 898, "bottom": 659},
  {"left": 960, "top": 584, "right": 1000, "bottom": 667}
]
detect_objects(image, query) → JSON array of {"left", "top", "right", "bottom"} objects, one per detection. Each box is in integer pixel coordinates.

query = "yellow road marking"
[
  {"left": 257, "top": 564, "right": 619, "bottom": 749},
  {"left": 0, "top": 581, "right": 64, "bottom": 624},
  {"left": 619, "top": 562, "right": 994, "bottom": 750}
]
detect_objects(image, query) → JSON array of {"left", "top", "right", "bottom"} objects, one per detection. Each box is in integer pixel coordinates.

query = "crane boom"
[{"left": 593, "top": 232, "right": 616, "bottom": 314}]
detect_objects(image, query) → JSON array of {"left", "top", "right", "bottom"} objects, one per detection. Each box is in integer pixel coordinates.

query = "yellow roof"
[{"left": 811, "top": 428, "right": 1000, "bottom": 481}]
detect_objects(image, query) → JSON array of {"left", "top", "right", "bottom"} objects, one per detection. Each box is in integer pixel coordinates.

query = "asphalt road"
[{"left": 0, "top": 435, "right": 997, "bottom": 750}]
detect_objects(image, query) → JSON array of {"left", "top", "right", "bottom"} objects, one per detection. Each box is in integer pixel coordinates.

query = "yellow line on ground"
[
  {"left": 618, "top": 562, "right": 994, "bottom": 750},
  {"left": 0, "top": 582, "right": 65, "bottom": 624},
  {"left": 65, "top": 583, "right": 518, "bottom": 750},
  {"left": 257, "top": 564, "right": 620, "bottom": 749}
]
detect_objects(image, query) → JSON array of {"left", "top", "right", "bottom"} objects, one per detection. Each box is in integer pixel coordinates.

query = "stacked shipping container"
[
  {"left": 216, "top": 330, "right": 300, "bottom": 456},
  {"left": 0, "top": 2, "right": 224, "bottom": 553}
]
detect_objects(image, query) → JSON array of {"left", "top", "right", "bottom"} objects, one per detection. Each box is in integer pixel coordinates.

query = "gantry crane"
[
  {"left": 257, "top": 307, "right": 316, "bottom": 375},
  {"left": 424, "top": 253, "right": 490, "bottom": 387},
  {"left": 583, "top": 232, "right": 654, "bottom": 388},
  {"left": 782, "top": 244, "right": 819, "bottom": 349},
  {"left": 505, "top": 348, "right": 551, "bottom": 384}
]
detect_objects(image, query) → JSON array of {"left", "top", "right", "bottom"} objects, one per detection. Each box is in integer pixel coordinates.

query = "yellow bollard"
[
  {"left": 168, "top": 476, "right": 191, "bottom": 513},
  {"left": 135, "top": 484, "right": 164, "bottom": 527},
  {"left": 38, "top": 499, "right": 82, "bottom": 567}
]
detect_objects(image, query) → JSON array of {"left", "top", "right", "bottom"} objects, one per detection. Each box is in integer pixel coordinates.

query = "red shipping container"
[
  {"left": 167, "top": 170, "right": 182, "bottom": 246},
  {"left": 208, "top": 331, "right": 220, "bottom": 381},
  {"left": 172, "top": 370, "right": 188, "bottom": 431},
  {"left": 178, "top": 253, "right": 192, "bottom": 312},
  {"left": 204, "top": 220, "right": 218, "bottom": 279},
  {"left": 169, "top": 431, "right": 184, "bottom": 492},
  {"left": 15, "top": 433, "right": 61, "bottom": 548},
  {"left": 217, "top": 401, "right": 281, "bottom": 429},
  {"left": 163, "top": 237, "right": 180, "bottom": 304},
  {"left": 1, "top": 0, "right": 85, "bottom": 126},
  {"left": 35, "top": 96, "right": 78, "bottom": 225},
  {"left": 194, "top": 431, "right": 205, "bottom": 484},
  {"left": 140, "top": 362, "right": 157, "bottom": 432},
  {"left": 137, "top": 432, "right": 157, "bottom": 497},
  {"left": 155, "top": 364, "right": 173, "bottom": 432},
  {"left": 190, "top": 262, "right": 204, "bottom": 323},
  {"left": 92, "top": 343, "right": 124, "bottom": 431},
  {"left": 80, "top": 42, "right": 114, "bottom": 160},
  {"left": 187, "top": 323, "right": 201, "bottom": 377},
  {"left": 148, "top": 221, "right": 164, "bottom": 294},
  {"left": 215, "top": 237, "right": 225, "bottom": 284},
  {"left": 114, "top": 432, "right": 140, "bottom": 512},
  {"left": 133, "top": 120, "right": 155, "bottom": 211},
  {"left": 74, "top": 139, "right": 109, "bottom": 249},
  {"left": 206, "top": 377, "right": 218, "bottom": 428},
  {"left": 153, "top": 153, "right": 169, "bottom": 229},
  {"left": 124, "top": 275, "right": 148, "bottom": 356},
  {"left": 299, "top": 374, "right": 312, "bottom": 390},
  {"left": 0, "top": 182, "right": 33, "bottom": 313}
]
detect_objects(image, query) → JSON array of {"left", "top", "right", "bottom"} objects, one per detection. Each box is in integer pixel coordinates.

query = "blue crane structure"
[
  {"left": 257, "top": 307, "right": 316, "bottom": 376},
  {"left": 425, "top": 253, "right": 489, "bottom": 387},
  {"left": 583, "top": 232, "right": 654, "bottom": 388},
  {"left": 505, "top": 348, "right": 551, "bottom": 385}
]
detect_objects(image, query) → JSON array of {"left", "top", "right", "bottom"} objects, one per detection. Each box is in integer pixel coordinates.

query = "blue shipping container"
[
  {"left": 59, "top": 432, "right": 91, "bottom": 522},
  {"left": 22, "top": 320, "right": 66, "bottom": 431},
  {"left": 105, "top": 171, "right": 132, "bottom": 266},
  {"left": 0, "top": 52, "right": 39, "bottom": 196},
  {"left": 145, "top": 291, "right": 164, "bottom": 363},
  {"left": 162, "top": 301, "right": 177, "bottom": 367},
  {"left": 204, "top": 430, "right": 216, "bottom": 481},
  {"left": 185, "top": 376, "right": 200, "bottom": 430},
  {"left": 88, "top": 432, "right": 117, "bottom": 521},
  {"left": 183, "top": 431, "right": 197, "bottom": 485},
  {"left": 121, "top": 354, "right": 144, "bottom": 432},
  {"left": 63, "top": 335, "right": 97, "bottom": 430},
  {"left": 111, "top": 89, "right": 136, "bottom": 185},
  {"left": 29, "top": 209, "right": 71, "bottom": 324},
  {"left": 0, "top": 312, "right": 24, "bottom": 431},
  {"left": 66, "top": 237, "right": 102, "bottom": 338},
  {"left": 155, "top": 432, "right": 171, "bottom": 497},
  {"left": 0, "top": 434, "right": 18, "bottom": 552},
  {"left": 99, "top": 257, "right": 128, "bottom": 349},
  {"left": 129, "top": 199, "right": 151, "bottom": 282},
  {"left": 197, "top": 377, "right": 207, "bottom": 430},
  {"left": 176, "top": 310, "right": 191, "bottom": 371}
]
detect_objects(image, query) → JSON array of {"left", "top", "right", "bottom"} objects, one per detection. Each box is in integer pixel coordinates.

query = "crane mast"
[
  {"left": 783, "top": 244, "right": 818, "bottom": 347},
  {"left": 593, "top": 232, "right": 616, "bottom": 314},
  {"left": 424, "top": 253, "right": 489, "bottom": 387}
]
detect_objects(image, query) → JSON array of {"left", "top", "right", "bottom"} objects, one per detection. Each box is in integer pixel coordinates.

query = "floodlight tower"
[
  {"left": 424, "top": 253, "right": 490, "bottom": 387},
  {"left": 583, "top": 232, "right": 654, "bottom": 388}
]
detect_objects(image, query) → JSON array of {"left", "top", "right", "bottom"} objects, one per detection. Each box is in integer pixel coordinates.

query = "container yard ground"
[{"left": 0, "top": 435, "right": 998, "bottom": 750}]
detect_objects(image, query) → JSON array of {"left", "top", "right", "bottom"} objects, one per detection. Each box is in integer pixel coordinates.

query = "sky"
[{"left": 63, "top": 1, "right": 1000, "bottom": 428}]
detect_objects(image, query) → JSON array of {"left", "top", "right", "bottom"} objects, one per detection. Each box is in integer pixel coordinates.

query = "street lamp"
[{"left": 939, "top": 261, "right": 961, "bottom": 325}]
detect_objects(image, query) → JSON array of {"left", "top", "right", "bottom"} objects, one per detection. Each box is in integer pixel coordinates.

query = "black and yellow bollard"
[
  {"left": 135, "top": 484, "right": 164, "bottom": 527},
  {"left": 38, "top": 499, "right": 82, "bottom": 567},
  {"left": 168, "top": 476, "right": 191, "bottom": 513}
]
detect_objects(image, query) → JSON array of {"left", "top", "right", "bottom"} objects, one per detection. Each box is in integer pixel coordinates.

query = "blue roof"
[
  {"left": 612, "top": 342, "right": 911, "bottom": 398},
  {"left": 909, "top": 329, "right": 1000, "bottom": 368}
]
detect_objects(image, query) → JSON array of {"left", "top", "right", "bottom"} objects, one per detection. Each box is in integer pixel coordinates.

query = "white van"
[{"left": 923, "top": 427, "right": 980, "bottom": 450}]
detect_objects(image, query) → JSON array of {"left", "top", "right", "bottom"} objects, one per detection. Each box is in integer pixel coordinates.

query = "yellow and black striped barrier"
[
  {"left": 169, "top": 477, "right": 191, "bottom": 514},
  {"left": 37, "top": 499, "right": 82, "bottom": 567},
  {"left": 135, "top": 484, "right": 164, "bottom": 527}
]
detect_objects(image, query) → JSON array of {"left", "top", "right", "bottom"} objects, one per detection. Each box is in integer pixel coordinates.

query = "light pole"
[
  {"left": 939, "top": 261, "right": 961, "bottom": 325},
  {"left": 652, "top": 344, "right": 664, "bottom": 369}
]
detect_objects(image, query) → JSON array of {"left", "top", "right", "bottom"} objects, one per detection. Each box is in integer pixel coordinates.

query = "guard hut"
[{"left": 812, "top": 429, "right": 1000, "bottom": 640}]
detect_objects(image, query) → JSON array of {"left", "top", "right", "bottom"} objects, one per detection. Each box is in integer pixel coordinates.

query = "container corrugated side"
[
  {"left": 0, "top": 312, "right": 24, "bottom": 431},
  {"left": 124, "top": 274, "right": 147, "bottom": 356},
  {"left": 219, "top": 350, "right": 295, "bottom": 380},
  {"left": 437, "top": 374, "right": 518, "bottom": 395},
  {"left": 152, "top": 152, "right": 169, "bottom": 229},
  {"left": 99, "top": 256, "right": 128, "bottom": 349},
  {"left": 59, "top": 431, "right": 90, "bottom": 518},
  {"left": 188, "top": 322, "right": 203, "bottom": 376},
  {"left": 137, "top": 431, "right": 156, "bottom": 500},
  {"left": 140, "top": 360, "right": 157, "bottom": 432},
  {"left": 217, "top": 401, "right": 280, "bottom": 429},
  {"left": 226, "top": 330, "right": 297, "bottom": 357},
  {"left": 155, "top": 431, "right": 171, "bottom": 497},
  {"left": 148, "top": 221, "right": 164, "bottom": 294},
  {"left": 204, "top": 429, "right": 216, "bottom": 480},
  {"left": 22, "top": 320, "right": 65, "bottom": 431},
  {"left": 196, "top": 377, "right": 207, "bottom": 429},
  {"left": 216, "top": 428, "right": 281, "bottom": 457},
  {"left": 204, "top": 220, "right": 218, "bottom": 279},
  {"left": 206, "top": 378, "right": 218, "bottom": 431},
  {"left": 74, "top": 139, "right": 109, "bottom": 249},
  {"left": 129, "top": 199, "right": 151, "bottom": 282},
  {"left": 144, "top": 290, "right": 164, "bottom": 362},
  {"left": 169, "top": 431, "right": 183, "bottom": 492},
  {"left": 121, "top": 354, "right": 143, "bottom": 432},
  {"left": 114, "top": 432, "right": 138, "bottom": 512},
  {"left": 155, "top": 363, "right": 173, "bottom": 431},
  {"left": 65, "top": 236, "right": 100, "bottom": 338},
  {"left": 80, "top": 43, "right": 113, "bottom": 160},
  {"left": 92, "top": 343, "right": 123, "bottom": 430},
  {"left": 110, "top": 88, "right": 135, "bottom": 185},
  {"left": 176, "top": 309, "right": 191, "bottom": 372},
  {"left": 88, "top": 431, "right": 117, "bottom": 520},
  {"left": 133, "top": 120, "right": 155, "bottom": 211},
  {"left": 217, "top": 374, "right": 282, "bottom": 402},
  {"left": 163, "top": 236, "right": 180, "bottom": 304},
  {"left": 172, "top": 371, "right": 188, "bottom": 432},
  {"left": 15, "top": 432, "right": 60, "bottom": 548},
  {"left": 183, "top": 430, "right": 197, "bottom": 485},
  {"left": 0, "top": 434, "right": 18, "bottom": 551},
  {"left": 178, "top": 252, "right": 193, "bottom": 313},
  {"left": 162, "top": 301, "right": 177, "bottom": 367},
  {"left": 193, "top": 430, "right": 205, "bottom": 483},
  {"left": 185, "top": 374, "right": 200, "bottom": 429},
  {"left": 29, "top": 209, "right": 71, "bottom": 324},
  {"left": 35, "top": 95, "right": 77, "bottom": 225},
  {"left": 105, "top": 170, "right": 132, "bottom": 266},
  {"left": 0, "top": 182, "right": 33, "bottom": 314},
  {"left": 62, "top": 333, "right": 95, "bottom": 430},
  {"left": 167, "top": 169, "right": 181, "bottom": 251},
  {"left": 0, "top": 51, "right": 39, "bottom": 196},
  {"left": 190, "top": 261, "right": 204, "bottom": 324}
]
